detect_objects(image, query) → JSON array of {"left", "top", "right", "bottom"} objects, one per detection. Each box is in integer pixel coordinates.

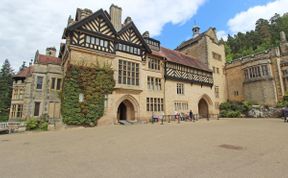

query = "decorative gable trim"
[
  {"left": 118, "top": 22, "right": 151, "bottom": 53},
  {"left": 66, "top": 9, "right": 117, "bottom": 38}
]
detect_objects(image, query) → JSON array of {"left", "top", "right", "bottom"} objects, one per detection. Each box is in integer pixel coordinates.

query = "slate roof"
[
  {"left": 15, "top": 66, "right": 33, "bottom": 78},
  {"left": 152, "top": 47, "right": 211, "bottom": 72},
  {"left": 37, "top": 54, "right": 62, "bottom": 65}
]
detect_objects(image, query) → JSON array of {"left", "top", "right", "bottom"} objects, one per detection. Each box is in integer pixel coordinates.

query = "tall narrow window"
[
  {"left": 146, "top": 98, "right": 150, "bottom": 111},
  {"left": 215, "top": 86, "right": 219, "bottom": 98},
  {"left": 11, "top": 105, "right": 17, "bottom": 118},
  {"left": 19, "top": 88, "right": 24, "bottom": 99},
  {"left": 34, "top": 102, "right": 41, "bottom": 116},
  {"left": 51, "top": 78, "right": 56, "bottom": 89},
  {"left": 56, "top": 79, "right": 61, "bottom": 90},
  {"left": 36, "top": 76, "right": 43, "bottom": 90},
  {"left": 16, "top": 104, "right": 23, "bottom": 118}
]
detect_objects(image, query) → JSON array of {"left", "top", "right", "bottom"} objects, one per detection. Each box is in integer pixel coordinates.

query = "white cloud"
[
  {"left": 228, "top": 0, "right": 288, "bottom": 34},
  {"left": 216, "top": 30, "right": 228, "bottom": 41},
  {"left": 0, "top": 0, "right": 205, "bottom": 71}
]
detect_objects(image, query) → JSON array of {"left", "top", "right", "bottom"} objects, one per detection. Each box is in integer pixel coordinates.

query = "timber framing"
[{"left": 164, "top": 61, "right": 214, "bottom": 87}]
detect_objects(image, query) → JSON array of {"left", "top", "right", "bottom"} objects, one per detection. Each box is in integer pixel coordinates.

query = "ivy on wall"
[{"left": 61, "top": 63, "right": 115, "bottom": 126}]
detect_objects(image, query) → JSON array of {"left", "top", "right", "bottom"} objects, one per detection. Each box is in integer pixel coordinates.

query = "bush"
[
  {"left": 25, "top": 117, "right": 49, "bottom": 131},
  {"left": 25, "top": 118, "right": 38, "bottom": 130},
  {"left": 219, "top": 101, "right": 251, "bottom": 118},
  {"left": 220, "top": 110, "right": 241, "bottom": 118},
  {"left": 38, "top": 121, "right": 48, "bottom": 131}
]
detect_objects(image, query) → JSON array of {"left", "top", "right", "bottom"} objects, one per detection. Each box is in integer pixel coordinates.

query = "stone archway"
[
  {"left": 117, "top": 99, "right": 135, "bottom": 121},
  {"left": 115, "top": 95, "right": 139, "bottom": 122},
  {"left": 198, "top": 98, "right": 209, "bottom": 118}
]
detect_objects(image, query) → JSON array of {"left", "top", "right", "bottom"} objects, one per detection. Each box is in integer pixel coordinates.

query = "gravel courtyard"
[{"left": 0, "top": 119, "right": 287, "bottom": 178}]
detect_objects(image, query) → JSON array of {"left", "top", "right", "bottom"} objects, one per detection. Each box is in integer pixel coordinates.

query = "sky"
[{"left": 0, "top": 0, "right": 288, "bottom": 71}]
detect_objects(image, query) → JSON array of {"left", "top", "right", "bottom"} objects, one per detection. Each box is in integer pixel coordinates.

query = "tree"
[
  {"left": 0, "top": 59, "right": 14, "bottom": 121},
  {"left": 224, "top": 13, "right": 288, "bottom": 61}
]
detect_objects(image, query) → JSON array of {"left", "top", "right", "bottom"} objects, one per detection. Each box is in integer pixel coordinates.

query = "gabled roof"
[
  {"left": 37, "top": 54, "right": 62, "bottom": 65},
  {"left": 176, "top": 27, "right": 218, "bottom": 50},
  {"left": 65, "top": 9, "right": 117, "bottom": 37},
  {"left": 152, "top": 47, "right": 211, "bottom": 72},
  {"left": 14, "top": 66, "right": 33, "bottom": 78},
  {"left": 118, "top": 21, "right": 151, "bottom": 53}
]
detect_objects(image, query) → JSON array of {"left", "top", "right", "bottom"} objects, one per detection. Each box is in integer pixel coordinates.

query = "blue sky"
[
  {"left": 0, "top": 0, "right": 287, "bottom": 71},
  {"left": 158, "top": 0, "right": 274, "bottom": 49}
]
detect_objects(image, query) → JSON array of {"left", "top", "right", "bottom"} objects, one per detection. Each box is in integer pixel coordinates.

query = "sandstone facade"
[{"left": 225, "top": 32, "right": 288, "bottom": 106}]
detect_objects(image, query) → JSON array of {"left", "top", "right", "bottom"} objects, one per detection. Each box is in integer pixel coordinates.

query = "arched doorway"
[
  {"left": 198, "top": 98, "right": 209, "bottom": 118},
  {"left": 117, "top": 99, "right": 135, "bottom": 121}
]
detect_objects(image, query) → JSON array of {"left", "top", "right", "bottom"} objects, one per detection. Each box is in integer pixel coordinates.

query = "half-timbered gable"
[
  {"left": 117, "top": 21, "right": 151, "bottom": 59},
  {"left": 65, "top": 9, "right": 117, "bottom": 54}
]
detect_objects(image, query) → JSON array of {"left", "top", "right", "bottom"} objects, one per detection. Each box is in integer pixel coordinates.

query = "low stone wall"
[{"left": 247, "top": 105, "right": 282, "bottom": 118}]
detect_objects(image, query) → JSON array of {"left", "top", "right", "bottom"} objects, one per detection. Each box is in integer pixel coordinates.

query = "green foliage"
[
  {"left": 25, "top": 118, "right": 38, "bottom": 130},
  {"left": 61, "top": 64, "right": 115, "bottom": 126},
  {"left": 25, "top": 117, "right": 49, "bottom": 131},
  {"left": 38, "top": 122, "right": 48, "bottom": 131},
  {"left": 220, "top": 110, "right": 241, "bottom": 118},
  {"left": 219, "top": 101, "right": 251, "bottom": 118},
  {"left": 0, "top": 59, "right": 14, "bottom": 121},
  {"left": 225, "top": 13, "right": 288, "bottom": 61},
  {"left": 276, "top": 92, "right": 288, "bottom": 108}
]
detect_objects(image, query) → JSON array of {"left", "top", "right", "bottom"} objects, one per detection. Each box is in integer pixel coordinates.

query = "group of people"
[
  {"left": 174, "top": 110, "right": 197, "bottom": 122},
  {"left": 151, "top": 110, "right": 197, "bottom": 123}
]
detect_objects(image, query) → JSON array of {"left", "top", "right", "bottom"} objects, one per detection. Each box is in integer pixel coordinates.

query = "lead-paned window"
[
  {"left": 147, "top": 98, "right": 150, "bottom": 111},
  {"left": 148, "top": 58, "right": 160, "bottom": 70},
  {"left": 118, "top": 60, "right": 139, "bottom": 86},
  {"left": 146, "top": 97, "right": 163, "bottom": 112},
  {"left": 177, "top": 83, "right": 184, "bottom": 95},
  {"left": 36, "top": 76, "right": 43, "bottom": 90},
  {"left": 86, "top": 36, "right": 91, "bottom": 43},
  {"left": 16, "top": 104, "right": 23, "bottom": 118},
  {"left": 11, "top": 104, "right": 23, "bottom": 118}
]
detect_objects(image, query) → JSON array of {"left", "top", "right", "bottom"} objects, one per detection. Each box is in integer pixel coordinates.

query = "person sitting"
[{"left": 152, "top": 112, "right": 158, "bottom": 123}]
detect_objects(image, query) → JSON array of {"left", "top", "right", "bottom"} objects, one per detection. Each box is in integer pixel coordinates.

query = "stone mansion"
[{"left": 10, "top": 4, "right": 288, "bottom": 124}]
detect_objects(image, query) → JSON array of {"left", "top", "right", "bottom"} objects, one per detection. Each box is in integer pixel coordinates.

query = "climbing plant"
[{"left": 61, "top": 63, "right": 115, "bottom": 126}]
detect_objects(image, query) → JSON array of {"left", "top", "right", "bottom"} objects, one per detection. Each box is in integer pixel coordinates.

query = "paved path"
[{"left": 0, "top": 119, "right": 287, "bottom": 178}]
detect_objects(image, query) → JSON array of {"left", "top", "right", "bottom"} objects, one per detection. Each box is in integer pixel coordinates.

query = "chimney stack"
[
  {"left": 143, "top": 31, "right": 150, "bottom": 38},
  {"left": 46, "top": 47, "right": 56, "bottom": 57},
  {"left": 110, "top": 4, "right": 122, "bottom": 31},
  {"left": 76, "top": 8, "right": 93, "bottom": 21}
]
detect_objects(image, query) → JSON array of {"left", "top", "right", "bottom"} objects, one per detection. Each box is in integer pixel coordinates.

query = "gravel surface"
[{"left": 0, "top": 119, "right": 287, "bottom": 178}]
